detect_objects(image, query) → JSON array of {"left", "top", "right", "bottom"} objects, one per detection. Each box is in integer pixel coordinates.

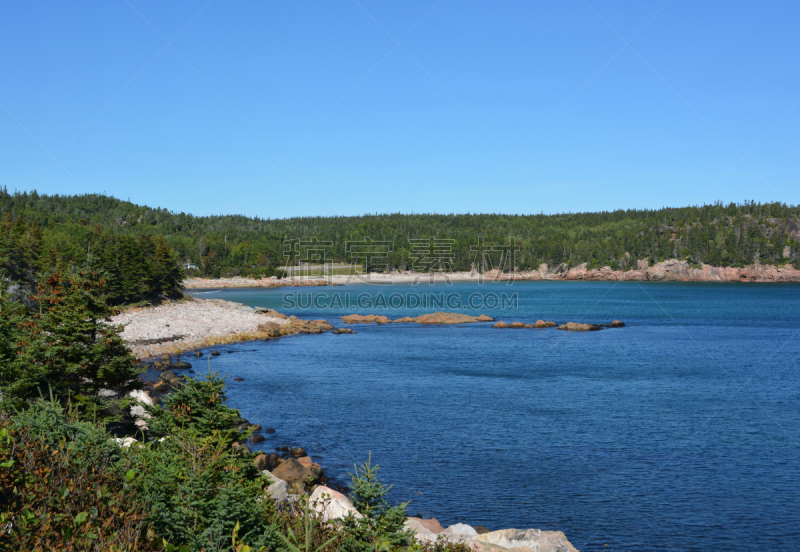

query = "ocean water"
[{"left": 184, "top": 282, "right": 800, "bottom": 551}]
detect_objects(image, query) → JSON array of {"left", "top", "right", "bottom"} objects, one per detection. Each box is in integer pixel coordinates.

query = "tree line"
[{"left": 2, "top": 189, "right": 799, "bottom": 279}]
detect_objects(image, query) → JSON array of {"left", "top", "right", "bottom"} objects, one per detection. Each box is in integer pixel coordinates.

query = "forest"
[{"left": 1, "top": 189, "right": 799, "bottom": 280}]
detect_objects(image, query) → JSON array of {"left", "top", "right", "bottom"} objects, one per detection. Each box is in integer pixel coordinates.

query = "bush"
[{"left": 0, "top": 395, "right": 155, "bottom": 551}]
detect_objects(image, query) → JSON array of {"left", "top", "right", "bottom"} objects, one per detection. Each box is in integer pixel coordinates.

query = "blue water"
[{"left": 185, "top": 282, "right": 800, "bottom": 551}]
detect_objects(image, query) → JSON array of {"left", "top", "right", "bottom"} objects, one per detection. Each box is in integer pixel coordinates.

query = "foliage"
[
  {"left": 125, "top": 426, "right": 278, "bottom": 551},
  {"left": 273, "top": 500, "right": 338, "bottom": 552},
  {"left": 2, "top": 190, "right": 800, "bottom": 276},
  {"left": 0, "top": 201, "right": 184, "bottom": 307},
  {"left": 338, "top": 453, "right": 413, "bottom": 552},
  {"left": 0, "top": 265, "right": 141, "bottom": 414},
  {"left": 0, "top": 395, "right": 155, "bottom": 551},
  {"left": 146, "top": 370, "right": 243, "bottom": 446}
]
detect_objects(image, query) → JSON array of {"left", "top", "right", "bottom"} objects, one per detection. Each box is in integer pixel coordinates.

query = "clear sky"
[{"left": 1, "top": 1, "right": 798, "bottom": 219}]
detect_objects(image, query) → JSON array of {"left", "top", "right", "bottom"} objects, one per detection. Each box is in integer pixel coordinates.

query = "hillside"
[{"left": 1, "top": 189, "right": 798, "bottom": 279}]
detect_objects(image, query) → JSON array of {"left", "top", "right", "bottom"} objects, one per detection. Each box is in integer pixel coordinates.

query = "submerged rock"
[
  {"left": 341, "top": 314, "right": 391, "bottom": 324},
  {"left": 172, "top": 360, "right": 192, "bottom": 369},
  {"left": 395, "top": 312, "right": 494, "bottom": 324},
  {"left": 558, "top": 322, "right": 602, "bottom": 331}
]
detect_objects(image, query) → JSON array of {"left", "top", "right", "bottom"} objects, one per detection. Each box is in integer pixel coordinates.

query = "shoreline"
[
  {"left": 185, "top": 259, "right": 800, "bottom": 289},
  {"left": 121, "top": 301, "right": 582, "bottom": 551}
]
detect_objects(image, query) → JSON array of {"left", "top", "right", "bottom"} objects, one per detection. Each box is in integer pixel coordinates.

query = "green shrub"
[{"left": 0, "top": 396, "right": 154, "bottom": 551}]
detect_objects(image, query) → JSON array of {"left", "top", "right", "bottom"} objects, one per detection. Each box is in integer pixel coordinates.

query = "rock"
[
  {"left": 297, "top": 456, "right": 313, "bottom": 468},
  {"left": 271, "top": 457, "right": 320, "bottom": 489},
  {"left": 309, "top": 485, "right": 362, "bottom": 521},
  {"left": 610, "top": 320, "right": 625, "bottom": 327},
  {"left": 333, "top": 328, "right": 356, "bottom": 334},
  {"left": 250, "top": 423, "right": 261, "bottom": 431},
  {"left": 160, "top": 354, "right": 171, "bottom": 361},
  {"left": 115, "top": 436, "right": 139, "bottom": 448},
  {"left": 211, "top": 350, "right": 220, "bottom": 356},
  {"left": 160, "top": 370, "right": 181, "bottom": 382},
  {"left": 233, "top": 377, "right": 244, "bottom": 381},
  {"left": 262, "top": 472, "right": 290, "bottom": 503},
  {"left": 128, "top": 389, "right": 155, "bottom": 407},
  {"left": 265, "top": 428, "right": 276, "bottom": 434},
  {"left": 250, "top": 434, "right": 265, "bottom": 444},
  {"left": 266, "top": 453, "right": 282, "bottom": 470},
  {"left": 442, "top": 523, "right": 478, "bottom": 540},
  {"left": 474, "top": 528, "right": 579, "bottom": 552},
  {"left": 97, "top": 388, "right": 118, "bottom": 398},
  {"left": 153, "top": 381, "right": 171, "bottom": 392},
  {"left": 290, "top": 446, "right": 307, "bottom": 458},
  {"left": 407, "top": 517, "right": 445, "bottom": 534},
  {"left": 233, "top": 442, "right": 252, "bottom": 454},
  {"left": 172, "top": 360, "right": 192, "bottom": 369},
  {"left": 533, "top": 320, "right": 558, "bottom": 328},
  {"left": 341, "top": 314, "right": 391, "bottom": 324},
  {"left": 557, "top": 322, "right": 602, "bottom": 331},
  {"left": 194, "top": 351, "right": 203, "bottom": 357},
  {"left": 394, "top": 312, "right": 494, "bottom": 324},
  {"left": 254, "top": 453, "right": 268, "bottom": 471},
  {"left": 473, "top": 525, "right": 491, "bottom": 535}
]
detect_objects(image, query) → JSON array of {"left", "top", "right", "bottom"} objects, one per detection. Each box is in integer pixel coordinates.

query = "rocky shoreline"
[
  {"left": 117, "top": 301, "right": 628, "bottom": 551},
  {"left": 184, "top": 259, "right": 800, "bottom": 289}
]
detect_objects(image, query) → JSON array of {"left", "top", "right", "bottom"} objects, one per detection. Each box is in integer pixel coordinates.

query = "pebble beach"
[{"left": 113, "top": 297, "right": 288, "bottom": 359}]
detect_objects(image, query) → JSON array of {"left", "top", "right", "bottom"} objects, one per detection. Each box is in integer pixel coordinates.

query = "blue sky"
[{"left": 1, "top": 1, "right": 798, "bottom": 218}]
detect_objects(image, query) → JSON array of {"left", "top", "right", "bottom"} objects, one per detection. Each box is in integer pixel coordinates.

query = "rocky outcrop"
[
  {"left": 403, "top": 518, "right": 579, "bottom": 552},
  {"left": 540, "top": 259, "right": 800, "bottom": 283},
  {"left": 341, "top": 314, "right": 391, "bottom": 324},
  {"left": 558, "top": 322, "right": 602, "bottom": 331},
  {"left": 262, "top": 472, "right": 290, "bottom": 504},
  {"left": 333, "top": 328, "right": 356, "bottom": 334},
  {"left": 394, "top": 312, "right": 494, "bottom": 324},
  {"left": 309, "top": 485, "right": 362, "bottom": 522},
  {"left": 493, "top": 319, "right": 558, "bottom": 329},
  {"left": 270, "top": 457, "right": 325, "bottom": 493}
]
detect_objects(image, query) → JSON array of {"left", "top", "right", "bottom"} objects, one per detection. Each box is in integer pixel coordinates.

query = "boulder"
[
  {"left": 128, "top": 389, "right": 155, "bottom": 407},
  {"left": 557, "top": 322, "right": 602, "bottom": 331},
  {"left": 265, "top": 428, "right": 276, "bottom": 434},
  {"left": 262, "top": 472, "right": 290, "bottom": 503},
  {"left": 194, "top": 351, "right": 203, "bottom": 357},
  {"left": 97, "top": 388, "right": 118, "bottom": 398},
  {"left": 532, "top": 320, "right": 558, "bottom": 328},
  {"left": 290, "top": 446, "right": 307, "bottom": 458},
  {"left": 474, "top": 528, "right": 579, "bottom": 552},
  {"left": 250, "top": 434, "right": 265, "bottom": 444},
  {"left": 271, "top": 457, "right": 315, "bottom": 488},
  {"left": 610, "top": 320, "right": 625, "bottom": 327},
  {"left": 442, "top": 523, "right": 478, "bottom": 538},
  {"left": 309, "top": 485, "right": 362, "bottom": 521},
  {"left": 233, "top": 442, "right": 252, "bottom": 454},
  {"left": 254, "top": 453, "right": 268, "bottom": 471},
  {"left": 160, "top": 354, "right": 171, "bottom": 361},
  {"left": 160, "top": 370, "right": 181, "bottom": 383},
  {"left": 250, "top": 423, "right": 261, "bottom": 431},
  {"left": 211, "top": 350, "right": 220, "bottom": 356},
  {"left": 152, "top": 381, "right": 171, "bottom": 392},
  {"left": 172, "top": 360, "right": 192, "bottom": 369},
  {"left": 297, "top": 456, "right": 313, "bottom": 468},
  {"left": 333, "top": 328, "right": 356, "bottom": 334}
]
